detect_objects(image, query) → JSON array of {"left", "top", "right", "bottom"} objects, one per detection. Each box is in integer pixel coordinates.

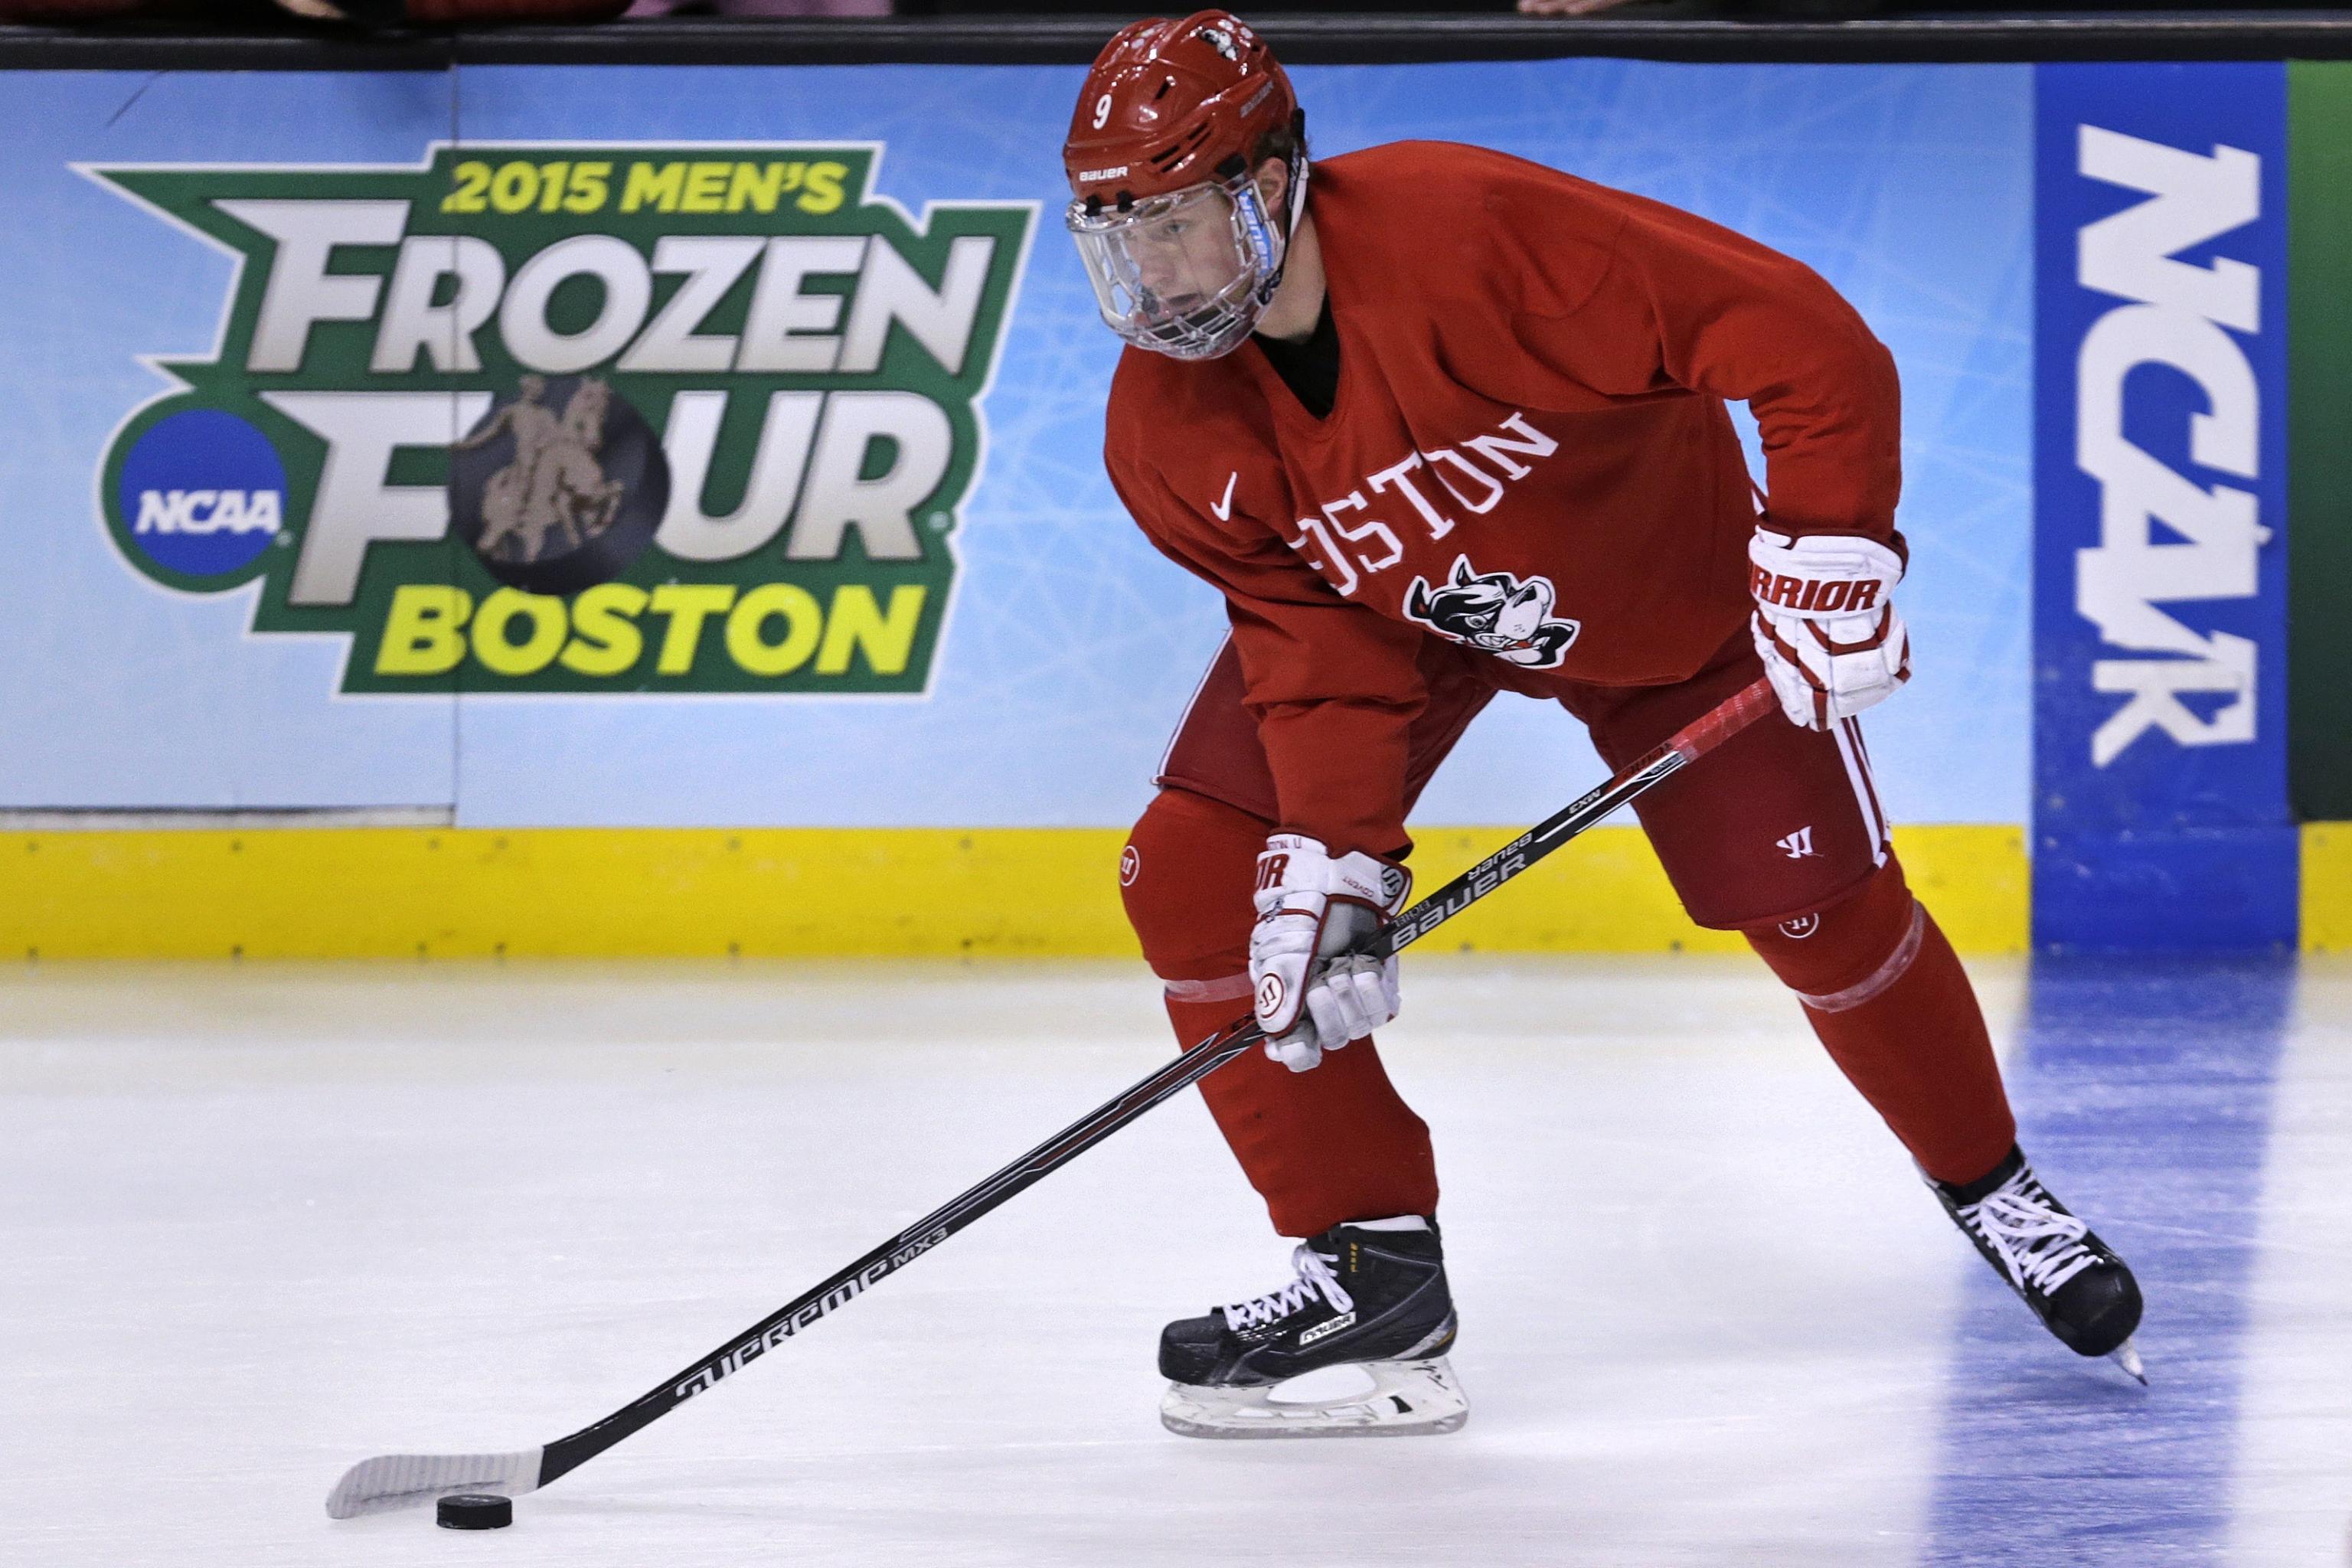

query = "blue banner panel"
[{"left": 2033, "top": 63, "right": 2296, "bottom": 952}]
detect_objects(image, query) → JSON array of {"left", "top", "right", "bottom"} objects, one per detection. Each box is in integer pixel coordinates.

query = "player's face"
[
  {"left": 1122, "top": 186, "right": 1249, "bottom": 312},
  {"left": 1065, "top": 161, "right": 1290, "bottom": 361}
]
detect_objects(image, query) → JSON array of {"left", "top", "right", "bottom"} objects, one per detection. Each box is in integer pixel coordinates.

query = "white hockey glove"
[
  {"left": 1248, "top": 835, "right": 1411, "bottom": 1073},
  {"left": 1748, "top": 528, "right": 1913, "bottom": 730}
]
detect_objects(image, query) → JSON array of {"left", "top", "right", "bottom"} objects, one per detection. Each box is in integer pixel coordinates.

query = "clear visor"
[{"left": 1066, "top": 172, "right": 1285, "bottom": 361}]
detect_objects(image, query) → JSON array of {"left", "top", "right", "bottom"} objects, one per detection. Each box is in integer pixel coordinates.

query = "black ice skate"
[
  {"left": 1929, "top": 1145, "right": 2147, "bottom": 1383},
  {"left": 1158, "top": 1217, "right": 1466, "bottom": 1439}
]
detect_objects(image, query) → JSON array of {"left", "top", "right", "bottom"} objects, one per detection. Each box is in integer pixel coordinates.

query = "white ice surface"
[
  {"left": 8, "top": 956, "right": 2333, "bottom": 1566},
  {"left": 2226, "top": 964, "right": 2352, "bottom": 1566}
]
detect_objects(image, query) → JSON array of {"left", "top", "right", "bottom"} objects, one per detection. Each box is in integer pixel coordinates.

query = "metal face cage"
[{"left": 1066, "top": 165, "right": 1292, "bottom": 361}]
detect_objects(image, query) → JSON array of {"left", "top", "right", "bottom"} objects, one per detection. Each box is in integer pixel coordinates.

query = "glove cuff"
[{"left": 1256, "top": 833, "right": 1412, "bottom": 917}]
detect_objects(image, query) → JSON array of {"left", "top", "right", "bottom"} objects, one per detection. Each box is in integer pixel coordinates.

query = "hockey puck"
[{"left": 436, "top": 1493, "right": 513, "bottom": 1530}]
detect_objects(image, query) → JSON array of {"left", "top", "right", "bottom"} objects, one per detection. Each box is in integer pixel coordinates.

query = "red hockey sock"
[
  {"left": 1125, "top": 787, "right": 1439, "bottom": 1238},
  {"left": 1743, "top": 858, "right": 2017, "bottom": 1186},
  {"left": 1168, "top": 995, "right": 1439, "bottom": 1238}
]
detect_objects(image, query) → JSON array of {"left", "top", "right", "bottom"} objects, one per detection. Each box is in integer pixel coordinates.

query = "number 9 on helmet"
[{"left": 1061, "top": 10, "right": 1307, "bottom": 361}]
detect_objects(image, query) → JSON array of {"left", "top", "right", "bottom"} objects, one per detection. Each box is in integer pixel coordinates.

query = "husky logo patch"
[{"left": 1403, "top": 556, "right": 1579, "bottom": 669}]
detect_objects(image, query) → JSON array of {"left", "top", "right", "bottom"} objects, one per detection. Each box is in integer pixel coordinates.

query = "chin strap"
[{"left": 1254, "top": 135, "right": 1312, "bottom": 309}]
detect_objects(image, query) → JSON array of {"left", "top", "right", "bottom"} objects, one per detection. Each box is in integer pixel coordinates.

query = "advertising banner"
[
  {"left": 2032, "top": 62, "right": 2296, "bottom": 951},
  {"left": 92, "top": 144, "right": 1032, "bottom": 697},
  {"left": 2, "top": 60, "right": 2033, "bottom": 835}
]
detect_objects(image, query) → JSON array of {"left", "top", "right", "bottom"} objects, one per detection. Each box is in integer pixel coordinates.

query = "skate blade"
[
  {"left": 1160, "top": 1356, "right": 1468, "bottom": 1440},
  {"left": 2108, "top": 1337, "right": 2148, "bottom": 1385}
]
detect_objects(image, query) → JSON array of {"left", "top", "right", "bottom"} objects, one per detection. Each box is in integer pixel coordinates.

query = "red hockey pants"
[{"left": 1119, "top": 629, "right": 2017, "bottom": 1237}]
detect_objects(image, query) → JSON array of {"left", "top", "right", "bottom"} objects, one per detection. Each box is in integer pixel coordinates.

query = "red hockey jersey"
[{"left": 1103, "top": 140, "right": 1902, "bottom": 858}]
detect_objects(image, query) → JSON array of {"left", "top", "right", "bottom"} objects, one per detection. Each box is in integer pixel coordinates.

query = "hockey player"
[{"left": 1065, "top": 11, "right": 2145, "bottom": 1438}]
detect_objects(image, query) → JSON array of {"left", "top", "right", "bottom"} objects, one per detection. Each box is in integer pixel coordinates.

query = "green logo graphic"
[
  {"left": 90, "top": 145, "right": 1035, "bottom": 694},
  {"left": 2289, "top": 62, "right": 2352, "bottom": 818}
]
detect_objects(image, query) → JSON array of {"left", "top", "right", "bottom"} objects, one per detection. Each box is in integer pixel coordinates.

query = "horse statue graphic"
[{"left": 458, "top": 374, "right": 626, "bottom": 567}]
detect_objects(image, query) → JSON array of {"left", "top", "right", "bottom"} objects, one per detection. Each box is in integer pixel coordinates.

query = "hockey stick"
[{"left": 325, "top": 675, "right": 1776, "bottom": 1519}]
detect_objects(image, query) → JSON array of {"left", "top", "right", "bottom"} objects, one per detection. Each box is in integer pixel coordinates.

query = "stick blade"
[{"left": 325, "top": 1447, "right": 544, "bottom": 1519}]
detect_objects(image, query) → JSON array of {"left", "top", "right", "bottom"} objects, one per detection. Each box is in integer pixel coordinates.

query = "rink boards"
[
  {"left": 0, "top": 822, "right": 2030, "bottom": 960},
  {"left": 0, "top": 53, "right": 2343, "bottom": 955},
  {"left": 4, "top": 819, "right": 2340, "bottom": 960}
]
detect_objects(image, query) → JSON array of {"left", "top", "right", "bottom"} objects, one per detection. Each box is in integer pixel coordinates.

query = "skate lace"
[
  {"left": 1965, "top": 1171, "right": 2099, "bottom": 1297},
  {"left": 1220, "top": 1245, "right": 1353, "bottom": 1332}
]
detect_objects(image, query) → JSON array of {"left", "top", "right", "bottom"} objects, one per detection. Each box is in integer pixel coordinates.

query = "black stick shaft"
[{"left": 535, "top": 677, "right": 1775, "bottom": 1488}]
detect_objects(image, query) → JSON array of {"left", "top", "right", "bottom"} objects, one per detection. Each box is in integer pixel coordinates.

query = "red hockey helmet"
[{"left": 1062, "top": 11, "right": 1307, "bottom": 360}]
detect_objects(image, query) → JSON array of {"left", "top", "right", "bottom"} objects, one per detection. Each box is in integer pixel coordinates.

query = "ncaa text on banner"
[{"left": 2073, "top": 123, "right": 2268, "bottom": 766}]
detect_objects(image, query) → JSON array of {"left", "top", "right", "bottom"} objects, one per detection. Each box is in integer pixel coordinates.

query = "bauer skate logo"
[
  {"left": 1776, "top": 827, "right": 1817, "bottom": 860},
  {"left": 673, "top": 1226, "right": 950, "bottom": 1401},
  {"left": 1298, "top": 1310, "right": 1356, "bottom": 1346},
  {"left": 84, "top": 145, "right": 1034, "bottom": 695},
  {"left": 1403, "top": 556, "right": 1579, "bottom": 670}
]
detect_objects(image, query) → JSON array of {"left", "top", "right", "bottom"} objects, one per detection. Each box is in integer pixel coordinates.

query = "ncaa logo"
[{"left": 116, "top": 409, "right": 286, "bottom": 580}]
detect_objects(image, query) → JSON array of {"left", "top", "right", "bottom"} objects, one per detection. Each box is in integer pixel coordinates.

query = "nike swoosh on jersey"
[{"left": 1210, "top": 471, "right": 1238, "bottom": 521}]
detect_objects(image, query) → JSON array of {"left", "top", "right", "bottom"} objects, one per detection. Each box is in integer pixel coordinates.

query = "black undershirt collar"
[{"left": 1253, "top": 298, "right": 1340, "bottom": 420}]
